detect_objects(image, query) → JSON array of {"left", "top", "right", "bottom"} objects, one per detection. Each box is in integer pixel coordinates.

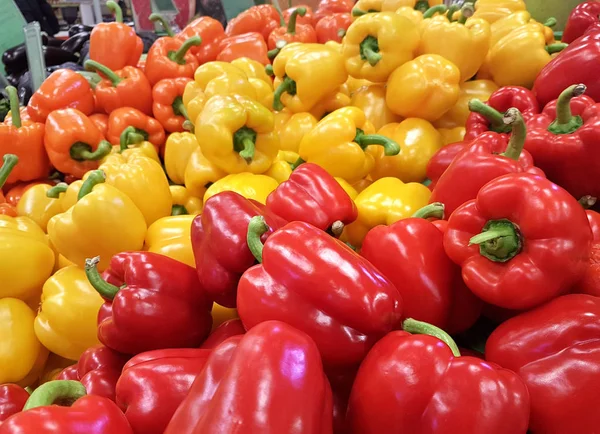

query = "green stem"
[
  {"left": 359, "top": 36, "right": 382, "bottom": 67},
  {"left": 172, "top": 96, "right": 191, "bottom": 122},
  {"left": 85, "top": 256, "right": 120, "bottom": 299},
  {"left": 548, "top": 84, "right": 586, "bottom": 134},
  {"left": 247, "top": 216, "right": 269, "bottom": 263},
  {"left": 352, "top": 8, "right": 370, "bottom": 17},
  {"left": 412, "top": 202, "right": 445, "bottom": 220},
  {"left": 23, "top": 380, "right": 86, "bottom": 410},
  {"left": 272, "top": 0, "right": 285, "bottom": 26},
  {"left": 46, "top": 182, "right": 68, "bottom": 198},
  {"left": 468, "top": 99, "right": 510, "bottom": 133},
  {"left": 553, "top": 31, "right": 563, "bottom": 41},
  {"left": 6, "top": 86, "right": 21, "bottom": 128},
  {"left": 290, "top": 157, "right": 305, "bottom": 170},
  {"left": 0, "top": 154, "right": 18, "bottom": 189},
  {"left": 265, "top": 65, "right": 274, "bottom": 76},
  {"left": 149, "top": 13, "right": 175, "bottom": 37},
  {"left": 24, "top": 387, "right": 33, "bottom": 395},
  {"left": 286, "top": 7, "right": 305, "bottom": 34},
  {"left": 84, "top": 60, "right": 121, "bottom": 86},
  {"left": 354, "top": 129, "right": 400, "bottom": 156},
  {"left": 545, "top": 43, "right": 568, "bottom": 54},
  {"left": 500, "top": 108, "right": 526, "bottom": 161},
  {"left": 423, "top": 4, "right": 447, "bottom": 18},
  {"left": 543, "top": 17, "right": 557, "bottom": 28},
  {"left": 77, "top": 170, "right": 105, "bottom": 201},
  {"left": 119, "top": 126, "right": 146, "bottom": 151},
  {"left": 579, "top": 195, "right": 597, "bottom": 209},
  {"left": 446, "top": 4, "right": 460, "bottom": 20},
  {"left": 233, "top": 126, "right": 257, "bottom": 163},
  {"left": 171, "top": 204, "right": 188, "bottom": 215},
  {"left": 457, "top": 2, "right": 474, "bottom": 24},
  {"left": 337, "top": 29, "right": 346, "bottom": 38},
  {"left": 106, "top": 0, "right": 123, "bottom": 23},
  {"left": 169, "top": 36, "right": 202, "bottom": 65},
  {"left": 403, "top": 318, "right": 461, "bottom": 357},
  {"left": 468, "top": 219, "right": 522, "bottom": 262},
  {"left": 70, "top": 141, "right": 113, "bottom": 161},
  {"left": 273, "top": 76, "right": 296, "bottom": 111},
  {"left": 414, "top": 0, "right": 430, "bottom": 13}
]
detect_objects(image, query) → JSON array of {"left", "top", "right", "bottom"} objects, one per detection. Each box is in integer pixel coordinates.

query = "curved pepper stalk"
[
  {"left": 24, "top": 380, "right": 86, "bottom": 410},
  {"left": 402, "top": 318, "right": 461, "bottom": 357}
]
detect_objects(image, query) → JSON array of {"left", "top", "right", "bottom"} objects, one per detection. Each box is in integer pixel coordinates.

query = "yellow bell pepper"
[
  {"left": 211, "top": 304, "right": 239, "bottom": 330},
  {"left": 298, "top": 106, "right": 400, "bottom": 183},
  {"left": 17, "top": 184, "right": 64, "bottom": 232},
  {"left": 345, "top": 76, "right": 373, "bottom": 96},
  {"left": 184, "top": 91, "right": 208, "bottom": 124},
  {"left": 386, "top": 54, "right": 461, "bottom": 122},
  {"left": 369, "top": 119, "right": 443, "bottom": 182},
  {"left": 353, "top": 178, "right": 373, "bottom": 193},
  {"left": 352, "top": 0, "right": 414, "bottom": 17},
  {"left": 249, "top": 77, "right": 274, "bottom": 109},
  {"left": 0, "top": 298, "right": 46, "bottom": 384},
  {"left": 434, "top": 79, "right": 498, "bottom": 129},
  {"left": 98, "top": 153, "right": 172, "bottom": 226},
  {"left": 164, "top": 132, "right": 199, "bottom": 185},
  {"left": 144, "top": 215, "right": 196, "bottom": 267},
  {"left": 335, "top": 177, "right": 359, "bottom": 200},
  {"left": 47, "top": 170, "right": 147, "bottom": 271},
  {"left": 343, "top": 12, "right": 420, "bottom": 83},
  {"left": 0, "top": 215, "right": 55, "bottom": 300},
  {"left": 489, "top": 11, "right": 556, "bottom": 46},
  {"left": 57, "top": 181, "right": 81, "bottom": 212},
  {"left": 195, "top": 94, "right": 279, "bottom": 175},
  {"left": 274, "top": 110, "right": 318, "bottom": 152},
  {"left": 231, "top": 57, "right": 273, "bottom": 84},
  {"left": 472, "top": 0, "right": 526, "bottom": 24},
  {"left": 120, "top": 141, "right": 161, "bottom": 164},
  {"left": 204, "top": 173, "right": 278, "bottom": 205},
  {"left": 193, "top": 61, "right": 258, "bottom": 100},
  {"left": 265, "top": 150, "right": 300, "bottom": 184},
  {"left": 351, "top": 84, "right": 402, "bottom": 130},
  {"left": 341, "top": 177, "right": 431, "bottom": 247},
  {"left": 395, "top": 6, "right": 424, "bottom": 25},
  {"left": 17, "top": 346, "right": 50, "bottom": 388},
  {"left": 438, "top": 126, "right": 466, "bottom": 145},
  {"left": 184, "top": 149, "right": 226, "bottom": 201},
  {"left": 418, "top": 5, "right": 491, "bottom": 82},
  {"left": 272, "top": 43, "right": 347, "bottom": 112},
  {"left": 182, "top": 80, "right": 205, "bottom": 106},
  {"left": 55, "top": 254, "right": 75, "bottom": 272},
  {"left": 34, "top": 265, "right": 104, "bottom": 361},
  {"left": 170, "top": 185, "right": 202, "bottom": 215},
  {"left": 309, "top": 91, "right": 351, "bottom": 120}
]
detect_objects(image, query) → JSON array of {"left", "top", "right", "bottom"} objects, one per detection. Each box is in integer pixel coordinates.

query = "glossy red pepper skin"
[
  {"left": 573, "top": 210, "right": 600, "bottom": 297},
  {"left": 347, "top": 330, "right": 530, "bottom": 434},
  {"left": 563, "top": 2, "right": 600, "bottom": 43},
  {"left": 444, "top": 173, "right": 592, "bottom": 310},
  {"left": 238, "top": 221, "right": 403, "bottom": 368},
  {"left": 191, "top": 191, "right": 287, "bottom": 308},
  {"left": 266, "top": 163, "right": 358, "bottom": 234},
  {"left": 225, "top": 5, "right": 281, "bottom": 40},
  {"left": 587, "top": 210, "right": 600, "bottom": 240},
  {"left": 165, "top": 321, "right": 333, "bottom": 434},
  {"left": 425, "top": 142, "right": 467, "bottom": 187},
  {"left": 486, "top": 294, "right": 600, "bottom": 434},
  {"left": 315, "top": 13, "right": 352, "bottom": 44},
  {"left": 176, "top": 16, "right": 226, "bottom": 65},
  {"left": 0, "top": 385, "right": 29, "bottom": 422},
  {"left": 200, "top": 319, "right": 246, "bottom": 349},
  {"left": 116, "top": 348, "right": 212, "bottom": 434},
  {"left": 95, "top": 252, "right": 213, "bottom": 354}
]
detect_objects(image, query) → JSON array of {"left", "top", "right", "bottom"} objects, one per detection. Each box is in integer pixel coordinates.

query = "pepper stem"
[
  {"left": 6, "top": 86, "right": 21, "bottom": 128},
  {"left": 171, "top": 204, "right": 188, "bottom": 215},
  {"left": 265, "top": 65, "right": 274, "bottom": 76},
  {"left": 23, "top": 380, "right": 86, "bottom": 411},
  {"left": 337, "top": 29, "right": 346, "bottom": 38},
  {"left": 446, "top": 4, "right": 460, "bottom": 20},
  {"left": 359, "top": 36, "right": 382, "bottom": 67},
  {"left": 106, "top": 0, "right": 123, "bottom": 23},
  {"left": 268, "top": 40, "right": 288, "bottom": 60},
  {"left": 412, "top": 202, "right": 445, "bottom": 220},
  {"left": 119, "top": 126, "right": 147, "bottom": 151},
  {"left": 77, "top": 170, "right": 106, "bottom": 201},
  {"left": 290, "top": 157, "right": 305, "bottom": 170},
  {"left": 545, "top": 43, "right": 568, "bottom": 54},
  {"left": 169, "top": 36, "right": 202, "bottom": 65},
  {"left": 548, "top": 84, "right": 586, "bottom": 134},
  {"left": 544, "top": 17, "right": 557, "bottom": 27},
  {"left": 414, "top": 0, "right": 430, "bottom": 13},
  {"left": 247, "top": 216, "right": 270, "bottom": 263},
  {"left": 172, "top": 96, "right": 191, "bottom": 122},
  {"left": 457, "top": 2, "right": 474, "bottom": 24},
  {"left": 468, "top": 99, "right": 511, "bottom": 133},
  {"left": 84, "top": 60, "right": 121, "bottom": 86},
  {"left": 501, "top": 108, "right": 526, "bottom": 161},
  {"left": 273, "top": 76, "right": 297, "bottom": 111},
  {"left": 403, "top": 318, "right": 461, "bottom": 357},
  {"left": 85, "top": 256, "right": 121, "bottom": 299},
  {"left": 272, "top": 0, "right": 285, "bottom": 26},
  {"left": 330, "top": 220, "right": 344, "bottom": 237},
  {"left": 233, "top": 126, "right": 257, "bottom": 163},
  {"left": 354, "top": 129, "right": 400, "bottom": 156},
  {"left": 149, "top": 13, "right": 175, "bottom": 37},
  {"left": 0, "top": 154, "right": 18, "bottom": 189},
  {"left": 46, "top": 182, "right": 68, "bottom": 198},
  {"left": 70, "top": 141, "right": 112, "bottom": 161},
  {"left": 287, "top": 7, "right": 306, "bottom": 34},
  {"left": 423, "top": 4, "right": 447, "bottom": 18},
  {"left": 579, "top": 195, "right": 597, "bottom": 209},
  {"left": 469, "top": 219, "right": 522, "bottom": 262}
]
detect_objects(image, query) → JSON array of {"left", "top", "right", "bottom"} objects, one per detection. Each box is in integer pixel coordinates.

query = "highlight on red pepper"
[
  {"left": 0, "top": 384, "right": 29, "bottom": 423},
  {"left": 315, "top": 12, "right": 352, "bottom": 43},
  {"left": 562, "top": 2, "right": 600, "bottom": 43}
]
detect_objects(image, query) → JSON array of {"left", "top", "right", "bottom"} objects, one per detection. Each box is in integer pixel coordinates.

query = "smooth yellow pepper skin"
[
  {"left": 47, "top": 171, "right": 147, "bottom": 272},
  {"left": 34, "top": 265, "right": 103, "bottom": 361},
  {"left": 204, "top": 173, "right": 278, "bottom": 205},
  {"left": 343, "top": 12, "right": 420, "bottom": 83},
  {"left": 184, "top": 91, "right": 208, "bottom": 124},
  {"left": 17, "top": 346, "right": 50, "bottom": 388},
  {"left": 273, "top": 43, "right": 348, "bottom": 112},
  {"left": 335, "top": 178, "right": 359, "bottom": 200},
  {"left": 351, "top": 84, "right": 402, "bottom": 130},
  {"left": 344, "top": 77, "right": 373, "bottom": 96},
  {"left": 17, "top": 184, "right": 64, "bottom": 232},
  {"left": 165, "top": 132, "right": 199, "bottom": 185},
  {"left": 472, "top": 0, "right": 526, "bottom": 24},
  {"left": 352, "top": 0, "right": 414, "bottom": 17},
  {"left": 182, "top": 81, "right": 205, "bottom": 107},
  {"left": 438, "top": 126, "right": 466, "bottom": 145},
  {"left": 434, "top": 79, "right": 499, "bottom": 129},
  {"left": 369, "top": 119, "right": 443, "bottom": 182},
  {"left": 395, "top": 6, "right": 424, "bottom": 25},
  {"left": 144, "top": 215, "right": 196, "bottom": 267},
  {"left": 104, "top": 142, "right": 161, "bottom": 165},
  {"left": 193, "top": 61, "right": 257, "bottom": 100},
  {"left": 211, "top": 304, "right": 239, "bottom": 331},
  {"left": 249, "top": 77, "right": 274, "bottom": 109},
  {"left": 170, "top": 185, "right": 202, "bottom": 215},
  {"left": 184, "top": 146, "right": 226, "bottom": 199},
  {"left": 274, "top": 110, "right": 318, "bottom": 152},
  {"left": 0, "top": 298, "right": 45, "bottom": 384},
  {"left": 386, "top": 54, "right": 461, "bottom": 122},
  {"left": 98, "top": 154, "right": 172, "bottom": 226},
  {"left": 352, "top": 178, "right": 373, "bottom": 193},
  {"left": 195, "top": 94, "right": 279, "bottom": 175},
  {"left": 265, "top": 150, "right": 300, "bottom": 184},
  {"left": 0, "top": 215, "right": 55, "bottom": 301},
  {"left": 490, "top": 11, "right": 555, "bottom": 46},
  {"left": 310, "top": 92, "right": 352, "bottom": 120},
  {"left": 231, "top": 58, "right": 273, "bottom": 85}
]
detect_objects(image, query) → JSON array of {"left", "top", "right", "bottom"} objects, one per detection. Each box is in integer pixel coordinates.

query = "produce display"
[{"left": 1, "top": 0, "right": 600, "bottom": 432}]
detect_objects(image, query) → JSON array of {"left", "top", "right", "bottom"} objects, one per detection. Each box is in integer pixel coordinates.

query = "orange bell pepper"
[
  {"left": 89, "top": 113, "right": 109, "bottom": 137},
  {"left": 177, "top": 16, "right": 226, "bottom": 64},
  {"left": 152, "top": 78, "right": 192, "bottom": 133},
  {"left": 217, "top": 33, "right": 270, "bottom": 65},
  {"left": 106, "top": 108, "right": 165, "bottom": 150},
  {"left": 267, "top": 7, "right": 318, "bottom": 51},
  {"left": 225, "top": 4, "right": 281, "bottom": 40},
  {"left": 313, "top": 0, "right": 354, "bottom": 26},
  {"left": 284, "top": 5, "right": 314, "bottom": 26},
  {"left": 0, "top": 155, "right": 20, "bottom": 217}
]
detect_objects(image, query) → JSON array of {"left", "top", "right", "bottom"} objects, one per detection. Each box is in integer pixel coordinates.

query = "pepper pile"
[{"left": 1, "top": 0, "right": 600, "bottom": 433}]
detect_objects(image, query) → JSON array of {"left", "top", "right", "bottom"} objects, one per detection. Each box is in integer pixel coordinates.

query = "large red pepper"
[
  {"left": 525, "top": 84, "right": 600, "bottom": 200},
  {"left": 430, "top": 108, "right": 543, "bottom": 217},
  {"left": 0, "top": 385, "right": 29, "bottom": 422},
  {"left": 425, "top": 141, "right": 467, "bottom": 188},
  {"left": 562, "top": 1, "right": 600, "bottom": 43},
  {"left": 266, "top": 162, "right": 357, "bottom": 235},
  {"left": 0, "top": 380, "right": 133, "bottom": 433},
  {"left": 587, "top": 210, "right": 600, "bottom": 240},
  {"left": 347, "top": 319, "right": 530, "bottom": 434},
  {"left": 84, "top": 252, "right": 213, "bottom": 355},
  {"left": 190, "top": 191, "right": 287, "bottom": 308},
  {"left": 238, "top": 218, "right": 402, "bottom": 367},
  {"left": 573, "top": 210, "right": 600, "bottom": 297},
  {"left": 361, "top": 203, "right": 482, "bottom": 334},
  {"left": 225, "top": 4, "right": 281, "bottom": 40},
  {"left": 165, "top": 321, "right": 333, "bottom": 434},
  {"left": 115, "top": 348, "right": 211, "bottom": 434},
  {"left": 444, "top": 173, "right": 592, "bottom": 310},
  {"left": 313, "top": 0, "right": 353, "bottom": 26},
  {"left": 315, "top": 13, "right": 352, "bottom": 44},
  {"left": 177, "top": 16, "right": 226, "bottom": 65},
  {"left": 486, "top": 294, "right": 600, "bottom": 434},
  {"left": 200, "top": 319, "right": 246, "bottom": 349},
  {"left": 284, "top": 5, "right": 314, "bottom": 26},
  {"left": 216, "top": 32, "right": 270, "bottom": 65}
]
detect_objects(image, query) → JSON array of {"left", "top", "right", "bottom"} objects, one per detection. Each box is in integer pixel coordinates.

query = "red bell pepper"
[
  {"left": 587, "top": 210, "right": 600, "bottom": 240},
  {"left": 0, "top": 385, "right": 29, "bottom": 422},
  {"left": 572, "top": 210, "right": 600, "bottom": 297},
  {"left": 225, "top": 4, "right": 281, "bottom": 40},
  {"left": 361, "top": 203, "right": 482, "bottom": 334},
  {"left": 165, "top": 321, "right": 333, "bottom": 434},
  {"left": 313, "top": 0, "right": 353, "bottom": 26},
  {"left": 0, "top": 380, "right": 133, "bottom": 433},
  {"left": 200, "top": 319, "right": 246, "bottom": 349},
  {"left": 347, "top": 319, "right": 530, "bottom": 434},
  {"left": 266, "top": 163, "right": 357, "bottom": 236},
  {"left": 283, "top": 5, "right": 314, "bottom": 26},
  {"left": 190, "top": 191, "right": 287, "bottom": 308},
  {"left": 562, "top": 1, "right": 600, "bottom": 43},
  {"left": 465, "top": 86, "right": 539, "bottom": 141},
  {"left": 216, "top": 32, "right": 270, "bottom": 66},
  {"left": 176, "top": 16, "right": 226, "bottom": 65},
  {"left": 85, "top": 252, "right": 213, "bottom": 355},
  {"left": 238, "top": 218, "right": 403, "bottom": 367},
  {"left": 315, "top": 13, "right": 352, "bottom": 44},
  {"left": 525, "top": 84, "right": 600, "bottom": 201},
  {"left": 430, "top": 108, "right": 543, "bottom": 217},
  {"left": 425, "top": 141, "right": 467, "bottom": 188},
  {"left": 486, "top": 294, "right": 600, "bottom": 434},
  {"left": 444, "top": 173, "right": 592, "bottom": 310},
  {"left": 115, "top": 348, "right": 212, "bottom": 434}
]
